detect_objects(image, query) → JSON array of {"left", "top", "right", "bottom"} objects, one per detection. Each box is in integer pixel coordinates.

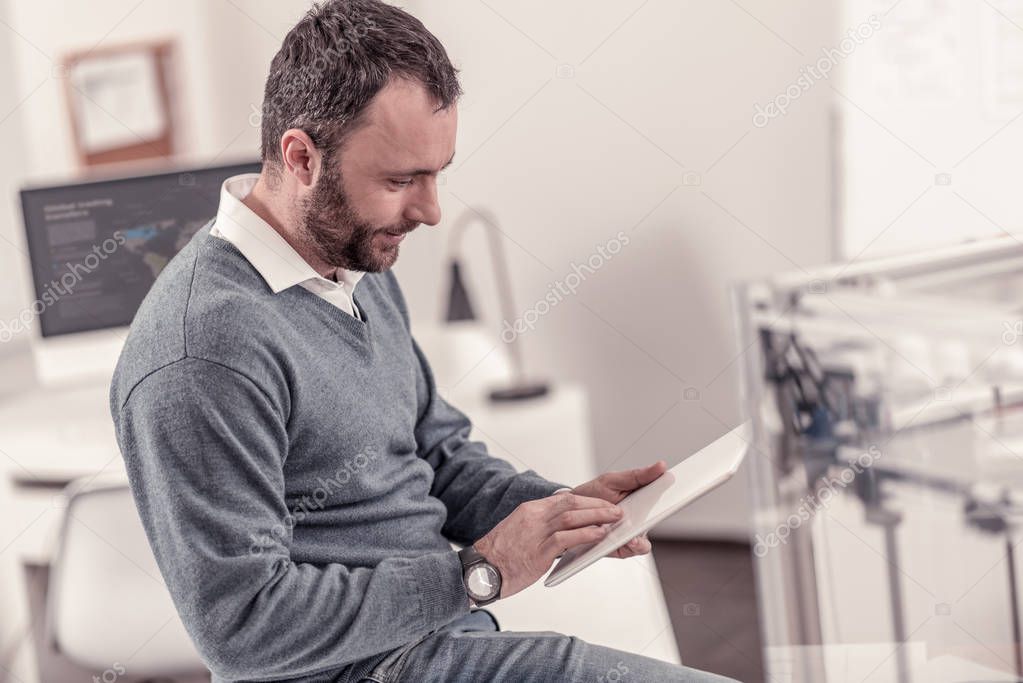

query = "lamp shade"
[{"left": 444, "top": 260, "right": 477, "bottom": 322}]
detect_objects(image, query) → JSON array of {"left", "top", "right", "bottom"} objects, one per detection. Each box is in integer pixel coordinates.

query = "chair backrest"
[{"left": 46, "top": 474, "right": 208, "bottom": 675}]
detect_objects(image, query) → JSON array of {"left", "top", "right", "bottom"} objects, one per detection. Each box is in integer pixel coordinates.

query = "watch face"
[{"left": 466, "top": 564, "right": 500, "bottom": 601}]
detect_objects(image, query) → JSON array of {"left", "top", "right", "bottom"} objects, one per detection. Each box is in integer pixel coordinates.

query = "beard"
[{"left": 298, "top": 165, "right": 417, "bottom": 273}]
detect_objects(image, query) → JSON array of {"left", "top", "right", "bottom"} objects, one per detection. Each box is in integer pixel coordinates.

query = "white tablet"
[{"left": 543, "top": 422, "right": 750, "bottom": 588}]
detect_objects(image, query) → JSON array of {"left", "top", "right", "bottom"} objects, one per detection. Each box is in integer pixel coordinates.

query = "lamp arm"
[
  {"left": 447, "top": 207, "right": 527, "bottom": 380},
  {"left": 483, "top": 215, "right": 527, "bottom": 381}
]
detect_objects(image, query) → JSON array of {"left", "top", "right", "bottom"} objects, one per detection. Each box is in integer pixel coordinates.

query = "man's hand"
[
  {"left": 571, "top": 460, "right": 667, "bottom": 560},
  {"left": 474, "top": 492, "right": 622, "bottom": 600}
]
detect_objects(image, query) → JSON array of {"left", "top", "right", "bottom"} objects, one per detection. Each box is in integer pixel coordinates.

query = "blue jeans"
[{"left": 360, "top": 609, "right": 737, "bottom": 682}]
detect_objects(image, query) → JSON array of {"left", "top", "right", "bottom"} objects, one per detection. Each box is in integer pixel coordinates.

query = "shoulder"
[{"left": 111, "top": 232, "right": 289, "bottom": 414}]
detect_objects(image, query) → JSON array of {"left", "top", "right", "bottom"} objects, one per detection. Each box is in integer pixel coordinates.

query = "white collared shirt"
[{"left": 209, "top": 174, "right": 366, "bottom": 320}]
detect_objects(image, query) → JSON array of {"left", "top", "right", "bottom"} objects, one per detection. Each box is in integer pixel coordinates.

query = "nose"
[{"left": 403, "top": 176, "right": 442, "bottom": 227}]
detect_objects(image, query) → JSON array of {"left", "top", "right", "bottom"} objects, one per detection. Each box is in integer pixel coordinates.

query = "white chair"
[{"left": 45, "top": 474, "right": 208, "bottom": 680}]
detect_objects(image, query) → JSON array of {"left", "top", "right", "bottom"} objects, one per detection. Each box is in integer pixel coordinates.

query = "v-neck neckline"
[{"left": 207, "top": 235, "right": 372, "bottom": 342}]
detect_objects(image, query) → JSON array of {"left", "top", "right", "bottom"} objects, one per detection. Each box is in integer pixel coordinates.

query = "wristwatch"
[{"left": 458, "top": 545, "right": 502, "bottom": 607}]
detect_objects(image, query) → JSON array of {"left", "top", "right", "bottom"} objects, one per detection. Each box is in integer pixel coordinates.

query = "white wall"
[
  {"left": 0, "top": 0, "right": 30, "bottom": 361},
  {"left": 1, "top": 0, "right": 837, "bottom": 538},
  {"left": 0, "top": 1, "right": 31, "bottom": 666},
  {"left": 2, "top": 0, "right": 307, "bottom": 179},
  {"left": 396, "top": 0, "right": 836, "bottom": 536},
  {"left": 838, "top": 0, "right": 1023, "bottom": 259}
]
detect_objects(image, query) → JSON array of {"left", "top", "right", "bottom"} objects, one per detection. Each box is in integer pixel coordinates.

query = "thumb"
[
  {"left": 635, "top": 460, "right": 667, "bottom": 486},
  {"left": 606, "top": 460, "right": 667, "bottom": 491}
]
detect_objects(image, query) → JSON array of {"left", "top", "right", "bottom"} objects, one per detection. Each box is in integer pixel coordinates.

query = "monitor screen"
[{"left": 20, "top": 161, "right": 261, "bottom": 338}]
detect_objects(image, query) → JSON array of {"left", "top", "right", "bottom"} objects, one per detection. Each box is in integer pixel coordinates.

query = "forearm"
[
  {"left": 142, "top": 505, "right": 469, "bottom": 680},
  {"left": 410, "top": 338, "right": 569, "bottom": 542},
  {"left": 428, "top": 437, "right": 568, "bottom": 543}
]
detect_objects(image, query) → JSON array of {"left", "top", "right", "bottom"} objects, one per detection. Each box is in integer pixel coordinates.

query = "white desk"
[{"left": 0, "top": 379, "right": 125, "bottom": 565}]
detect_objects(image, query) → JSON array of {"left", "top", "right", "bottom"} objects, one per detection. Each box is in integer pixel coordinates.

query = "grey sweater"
[{"left": 109, "top": 223, "right": 566, "bottom": 682}]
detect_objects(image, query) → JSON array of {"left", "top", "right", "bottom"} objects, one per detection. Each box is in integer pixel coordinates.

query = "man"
[{"left": 110, "top": 1, "right": 736, "bottom": 681}]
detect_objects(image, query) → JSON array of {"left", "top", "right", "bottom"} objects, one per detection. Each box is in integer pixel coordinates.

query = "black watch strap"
[{"left": 458, "top": 545, "right": 487, "bottom": 567}]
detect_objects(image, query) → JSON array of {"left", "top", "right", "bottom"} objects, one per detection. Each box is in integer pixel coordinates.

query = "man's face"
[{"left": 299, "top": 78, "right": 458, "bottom": 273}]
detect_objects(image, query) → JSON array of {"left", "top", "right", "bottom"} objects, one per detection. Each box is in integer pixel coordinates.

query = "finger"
[
  {"left": 601, "top": 461, "right": 667, "bottom": 492},
  {"left": 544, "top": 493, "right": 618, "bottom": 522},
  {"left": 609, "top": 534, "right": 651, "bottom": 558},
  {"left": 542, "top": 525, "right": 610, "bottom": 562},
  {"left": 608, "top": 545, "right": 632, "bottom": 559},
  {"left": 548, "top": 506, "right": 623, "bottom": 533},
  {"left": 627, "top": 535, "right": 652, "bottom": 555},
  {"left": 608, "top": 543, "right": 634, "bottom": 559}
]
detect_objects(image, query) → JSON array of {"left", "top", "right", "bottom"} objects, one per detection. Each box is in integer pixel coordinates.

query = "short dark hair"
[{"left": 260, "top": 0, "right": 462, "bottom": 176}]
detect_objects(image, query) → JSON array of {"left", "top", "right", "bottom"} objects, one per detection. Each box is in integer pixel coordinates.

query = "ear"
[{"left": 279, "top": 128, "right": 323, "bottom": 188}]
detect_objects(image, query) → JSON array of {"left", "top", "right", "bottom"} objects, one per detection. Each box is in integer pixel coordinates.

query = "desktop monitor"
[
  {"left": 21, "top": 160, "right": 261, "bottom": 338},
  {"left": 19, "top": 160, "right": 261, "bottom": 383}
]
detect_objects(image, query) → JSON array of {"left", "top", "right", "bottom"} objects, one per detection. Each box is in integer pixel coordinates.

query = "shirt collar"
[{"left": 213, "top": 173, "right": 366, "bottom": 294}]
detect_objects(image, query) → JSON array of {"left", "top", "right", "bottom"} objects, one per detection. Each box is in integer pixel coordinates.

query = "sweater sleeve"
[
  {"left": 112, "top": 356, "right": 469, "bottom": 681},
  {"left": 411, "top": 336, "right": 570, "bottom": 545}
]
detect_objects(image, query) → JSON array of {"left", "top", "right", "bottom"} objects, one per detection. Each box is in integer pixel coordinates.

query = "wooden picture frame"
[{"left": 61, "top": 40, "right": 178, "bottom": 168}]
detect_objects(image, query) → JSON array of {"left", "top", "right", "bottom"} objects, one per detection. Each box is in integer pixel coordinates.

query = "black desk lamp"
[{"left": 444, "top": 208, "right": 550, "bottom": 402}]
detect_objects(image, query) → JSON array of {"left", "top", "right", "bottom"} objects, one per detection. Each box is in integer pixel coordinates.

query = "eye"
[{"left": 389, "top": 178, "right": 414, "bottom": 188}]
